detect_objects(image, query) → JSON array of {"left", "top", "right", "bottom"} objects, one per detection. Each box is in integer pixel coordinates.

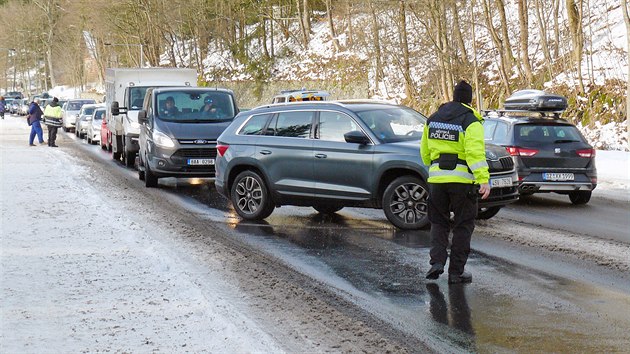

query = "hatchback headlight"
[{"left": 153, "top": 130, "right": 175, "bottom": 148}]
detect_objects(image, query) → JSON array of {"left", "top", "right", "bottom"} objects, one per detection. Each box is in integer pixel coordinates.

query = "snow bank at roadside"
[{"left": 0, "top": 117, "right": 285, "bottom": 353}]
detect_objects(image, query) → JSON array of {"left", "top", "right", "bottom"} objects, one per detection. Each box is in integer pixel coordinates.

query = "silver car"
[
  {"left": 75, "top": 104, "right": 100, "bottom": 139},
  {"left": 62, "top": 99, "right": 96, "bottom": 132},
  {"left": 87, "top": 107, "right": 106, "bottom": 145}
]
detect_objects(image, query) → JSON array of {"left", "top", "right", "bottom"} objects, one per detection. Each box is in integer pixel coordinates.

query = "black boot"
[
  {"left": 448, "top": 271, "right": 472, "bottom": 284},
  {"left": 426, "top": 263, "right": 444, "bottom": 280}
]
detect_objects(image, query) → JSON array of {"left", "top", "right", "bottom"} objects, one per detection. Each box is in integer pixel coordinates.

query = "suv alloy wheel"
[
  {"left": 231, "top": 170, "right": 275, "bottom": 220},
  {"left": 382, "top": 175, "right": 429, "bottom": 229}
]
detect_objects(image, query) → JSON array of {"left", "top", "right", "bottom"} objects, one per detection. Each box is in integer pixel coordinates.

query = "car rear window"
[
  {"left": 515, "top": 124, "right": 585, "bottom": 145},
  {"left": 68, "top": 100, "right": 95, "bottom": 110}
]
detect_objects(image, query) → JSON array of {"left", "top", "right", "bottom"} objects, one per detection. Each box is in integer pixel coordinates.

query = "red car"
[{"left": 101, "top": 114, "right": 112, "bottom": 151}]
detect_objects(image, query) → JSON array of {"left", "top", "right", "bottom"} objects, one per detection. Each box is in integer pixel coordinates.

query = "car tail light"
[
  {"left": 576, "top": 148, "right": 595, "bottom": 158},
  {"left": 216, "top": 144, "right": 229, "bottom": 157},
  {"left": 505, "top": 146, "right": 538, "bottom": 157}
]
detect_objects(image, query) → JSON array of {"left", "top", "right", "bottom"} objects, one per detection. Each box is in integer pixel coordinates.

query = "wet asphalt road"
[{"left": 65, "top": 131, "right": 630, "bottom": 352}]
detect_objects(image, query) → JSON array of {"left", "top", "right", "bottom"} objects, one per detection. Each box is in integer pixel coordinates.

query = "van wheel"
[
  {"left": 231, "top": 170, "right": 274, "bottom": 220},
  {"left": 138, "top": 155, "right": 145, "bottom": 181},
  {"left": 383, "top": 176, "right": 429, "bottom": 230},
  {"left": 124, "top": 152, "right": 135, "bottom": 168},
  {"left": 313, "top": 205, "right": 344, "bottom": 214},
  {"left": 569, "top": 191, "right": 591, "bottom": 205},
  {"left": 144, "top": 162, "right": 158, "bottom": 188},
  {"left": 476, "top": 206, "right": 502, "bottom": 220}
]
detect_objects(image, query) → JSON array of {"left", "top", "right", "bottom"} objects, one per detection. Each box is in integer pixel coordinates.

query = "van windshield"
[
  {"left": 156, "top": 90, "right": 235, "bottom": 122},
  {"left": 128, "top": 87, "right": 148, "bottom": 110}
]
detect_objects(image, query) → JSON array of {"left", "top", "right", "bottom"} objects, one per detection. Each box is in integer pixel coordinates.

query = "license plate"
[
  {"left": 491, "top": 177, "right": 513, "bottom": 187},
  {"left": 187, "top": 158, "right": 214, "bottom": 165},
  {"left": 543, "top": 172, "right": 574, "bottom": 181}
]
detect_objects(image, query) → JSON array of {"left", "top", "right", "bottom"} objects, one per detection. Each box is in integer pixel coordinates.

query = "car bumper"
[
  {"left": 518, "top": 172, "right": 597, "bottom": 193},
  {"left": 147, "top": 145, "right": 217, "bottom": 178}
]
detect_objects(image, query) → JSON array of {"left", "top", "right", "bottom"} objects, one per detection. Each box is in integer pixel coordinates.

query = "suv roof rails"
[
  {"left": 482, "top": 109, "right": 565, "bottom": 120},
  {"left": 335, "top": 99, "right": 396, "bottom": 105}
]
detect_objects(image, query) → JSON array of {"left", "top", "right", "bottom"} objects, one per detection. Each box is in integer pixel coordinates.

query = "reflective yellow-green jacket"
[{"left": 420, "top": 102, "right": 489, "bottom": 184}]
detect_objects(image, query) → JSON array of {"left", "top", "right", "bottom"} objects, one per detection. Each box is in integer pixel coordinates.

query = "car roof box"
[{"left": 503, "top": 89, "right": 568, "bottom": 112}]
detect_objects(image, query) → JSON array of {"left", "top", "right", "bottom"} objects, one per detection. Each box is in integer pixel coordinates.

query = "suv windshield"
[
  {"left": 355, "top": 106, "right": 427, "bottom": 142},
  {"left": 515, "top": 124, "right": 585, "bottom": 145},
  {"left": 156, "top": 90, "right": 235, "bottom": 122}
]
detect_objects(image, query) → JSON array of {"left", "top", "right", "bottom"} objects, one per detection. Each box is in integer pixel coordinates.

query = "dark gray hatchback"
[
  {"left": 215, "top": 101, "right": 518, "bottom": 229},
  {"left": 483, "top": 110, "right": 597, "bottom": 204}
]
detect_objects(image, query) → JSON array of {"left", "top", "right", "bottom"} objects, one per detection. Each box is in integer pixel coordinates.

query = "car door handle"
[
  {"left": 315, "top": 153, "right": 327, "bottom": 159},
  {"left": 259, "top": 150, "right": 271, "bottom": 155}
]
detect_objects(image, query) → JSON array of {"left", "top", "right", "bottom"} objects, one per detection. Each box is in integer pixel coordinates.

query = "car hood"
[{"left": 156, "top": 119, "right": 233, "bottom": 140}]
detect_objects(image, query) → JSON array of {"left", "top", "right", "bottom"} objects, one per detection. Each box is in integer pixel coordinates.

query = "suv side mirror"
[
  {"left": 138, "top": 110, "right": 148, "bottom": 124},
  {"left": 344, "top": 130, "right": 370, "bottom": 145},
  {"left": 111, "top": 101, "right": 120, "bottom": 116}
]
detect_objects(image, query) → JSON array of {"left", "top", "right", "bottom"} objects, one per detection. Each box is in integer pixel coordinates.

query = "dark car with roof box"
[{"left": 483, "top": 109, "right": 596, "bottom": 204}]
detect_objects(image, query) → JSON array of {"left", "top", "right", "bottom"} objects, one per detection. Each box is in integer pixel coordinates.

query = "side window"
[
  {"left": 483, "top": 120, "right": 497, "bottom": 141},
  {"left": 238, "top": 114, "right": 271, "bottom": 135},
  {"left": 318, "top": 111, "right": 356, "bottom": 142},
  {"left": 273, "top": 111, "right": 314, "bottom": 138},
  {"left": 493, "top": 121, "right": 509, "bottom": 144}
]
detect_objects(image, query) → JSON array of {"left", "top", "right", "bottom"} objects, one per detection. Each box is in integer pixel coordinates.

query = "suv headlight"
[{"left": 153, "top": 130, "right": 175, "bottom": 148}]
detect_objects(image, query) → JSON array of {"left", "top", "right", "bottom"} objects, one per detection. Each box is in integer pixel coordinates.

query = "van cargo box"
[{"left": 503, "top": 89, "right": 568, "bottom": 112}]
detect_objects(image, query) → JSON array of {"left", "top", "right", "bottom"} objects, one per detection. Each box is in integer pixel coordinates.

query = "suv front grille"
[{"left": 487, "top": 156, "right": 514, "bottom": 172}]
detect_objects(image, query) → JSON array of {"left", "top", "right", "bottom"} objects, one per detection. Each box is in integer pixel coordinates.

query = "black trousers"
[
  {"left": 428, "top": 183, "right": 478, "bottom": 275},
  {"left": 48, "top": 126, "right": 58, "bottom": 146}
]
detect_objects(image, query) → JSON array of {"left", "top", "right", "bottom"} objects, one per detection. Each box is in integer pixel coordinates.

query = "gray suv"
[{"left": 215, "top": 101, "right": 518, "bottom": 229}]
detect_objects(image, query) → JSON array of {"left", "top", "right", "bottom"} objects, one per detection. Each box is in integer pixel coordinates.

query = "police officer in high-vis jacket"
[{"left": 420, "top": 80, "right": 491, "bottom": 284}]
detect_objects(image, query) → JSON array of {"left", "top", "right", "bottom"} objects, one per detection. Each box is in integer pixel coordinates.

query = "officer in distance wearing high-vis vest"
[{"left": 420, "top": 80, "right": 491, "bottom": 284}]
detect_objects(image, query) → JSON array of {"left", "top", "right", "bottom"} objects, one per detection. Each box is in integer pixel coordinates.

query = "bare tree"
[
  {"left": 398, "top": 0, "right": 416, "bottom": 100},
  {"left": 518, "top": 0, "right": 534, "bottom": 85},
  {"left": 324, "top": 0, "right": 341, "bottom": 52},
  {"left": 32, "top": 0, "right": 62, "bottom": 88},
  {"left": 533, "top": 0, "right": 555, "bottom": 79},
  {"left": 566, "top": 0, "right": 585, "bottom": 93},
  {"left": 482, "top": 0, "right": 511, "bottom": 95},
  {"left": 622, "top": 0, "right": 630, "bottom": 144},
  {"left": 368, "top": 0, "right": 384, "bottom": 96}
]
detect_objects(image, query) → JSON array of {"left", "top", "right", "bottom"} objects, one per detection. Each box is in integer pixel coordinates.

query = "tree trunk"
[
  {"left": 518, "top": 0, "right": 534, "bottom": 85},
  {"left": 325, "top": 0, "right": 341, "bottom": 52},
  {"left": 398, "top": 0, "right": 416, "bottom": 100},
  {"left": 566, "top": 0, "right": 585, "bottom": 93},
  {"left": 483, "top": 0, "right": 511, "bottom": 95},
  {"left": 368, "top": 0, "right": 384, "bottom": 96},
  {"left": 534, "top": 0, "right": 554, "bottom": 80},
  {"left": 451, "top": 2, "right": 468, "bottom": 61},
  {"left": 471, "top": 0, "right": 482, "bottom": 110},
  {"left": 496, "top": 0, "right": 515, "bottom": 66},
  {"left": 346, "top": 1, "right": 354, "bottom": 48},
  {"left": 622, "top": 0, "right": 630, "bottom": 145}
]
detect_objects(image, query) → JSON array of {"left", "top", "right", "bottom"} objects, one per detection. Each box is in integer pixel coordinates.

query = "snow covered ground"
[
  {"left": 0, "top": 114, "right": 628, "bottom": 352},
  {"left": 0, "top": 117, "right": 286, "bottom": 353}
]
